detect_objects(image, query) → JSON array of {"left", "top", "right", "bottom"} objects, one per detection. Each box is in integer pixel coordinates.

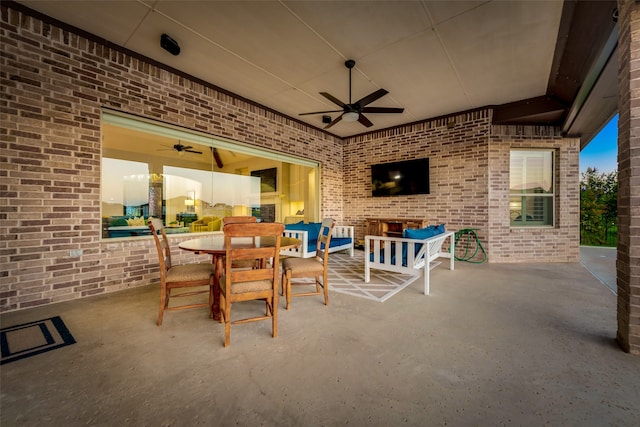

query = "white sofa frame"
[
  {"left": 281, "top": 225, "right": 355, "bottom": 258},
  {"left": 364, "top": 231, "right": 455, "bottom": 295}
]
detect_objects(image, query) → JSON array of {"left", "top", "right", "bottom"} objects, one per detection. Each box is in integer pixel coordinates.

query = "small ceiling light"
[{"left": 343, "top": 111, "right": 359, "bottom": 122}]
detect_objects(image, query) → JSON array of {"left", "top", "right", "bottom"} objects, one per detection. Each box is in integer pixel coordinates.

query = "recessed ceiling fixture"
[{"left": 300, "top": 59, "right": 404, "bottom": 129}]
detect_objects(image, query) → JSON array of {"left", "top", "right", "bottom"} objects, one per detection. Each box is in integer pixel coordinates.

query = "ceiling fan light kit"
[
  {"left": 300, "top": 59, "right": 404, "bottom": 129},
  {"left": 342, "top": 111, "right": 359, "bottom": 122}
]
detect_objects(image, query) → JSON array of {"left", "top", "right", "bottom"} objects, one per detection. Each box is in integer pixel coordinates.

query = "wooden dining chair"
[
  {"left": 222, "top": 216, "right": 258, "bottom": 269},
  {"left": 148, "top": 218, "right": 215, "bottom": 326},
  {"left": 222, "top": 216, "right": 257, "bottom": 225},
  {"left": 219, "top": 222, "right": 285, "bottom": 347},
  {"left": 281, "top": 218, "right": 335, "bottom": 309}
]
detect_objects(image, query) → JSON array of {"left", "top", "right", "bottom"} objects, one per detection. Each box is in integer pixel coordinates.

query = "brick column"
[{"left": 616, "top": 0, "right": 640, "bottom": 355}]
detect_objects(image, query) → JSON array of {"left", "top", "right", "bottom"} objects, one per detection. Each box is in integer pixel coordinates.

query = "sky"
[{"left": 579, "top": 114, "right": 618, "bottom": 175}]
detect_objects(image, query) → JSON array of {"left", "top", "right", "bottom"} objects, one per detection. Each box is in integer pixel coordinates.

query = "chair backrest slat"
[
  {"left": 315, "top": 218, "right": 335, "bottom": 263},
  {"left": 149, "top": 218, "right": 172, "bottom": 273}
]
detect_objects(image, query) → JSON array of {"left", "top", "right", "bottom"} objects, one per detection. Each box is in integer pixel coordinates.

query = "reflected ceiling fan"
[
  {"left": 300, "top": 59, "right": 404, "bottom": 129},
  {"left": 158, "top": 142, "right": 202, "bottom": 156}
]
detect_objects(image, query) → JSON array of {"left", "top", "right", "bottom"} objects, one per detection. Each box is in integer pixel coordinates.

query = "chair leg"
[
  {"left": 265, "top": 299, "right": 272, "bottom": 316},
  {"left": 280, "top": 271, "right": 285, "bottom": 296},
  {"left": 213, "top": 257, "right": 223, "bottom": 321},
  {"left": 158, "top": 286, "right": 168, "bottom": 326},
  {"left": 219, "top": 291, "right": 226, "bottom": 324},
  {"left": 272, "top": 296, "right": 278, "bottom": 338},
  {"left": 285, "top": 270, "right": 292, "bottom": 310},
  {"left": 322, "top": 271, "right": 329, "bottom": 306},
  {"left": 223, "top": 300, "right": 231, "bottom": 348},
  {"left": 208, "top": 284, "right": 214, "bottom": 319}
]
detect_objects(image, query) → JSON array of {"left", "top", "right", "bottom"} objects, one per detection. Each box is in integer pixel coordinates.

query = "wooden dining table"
[{"left": 179, "top": 234, "right": 301, "bottom": 320}]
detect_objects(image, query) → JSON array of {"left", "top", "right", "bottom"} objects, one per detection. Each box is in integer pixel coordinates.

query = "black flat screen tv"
[{"left": 371, "top": 158, "right": 430, "bottom": 197}]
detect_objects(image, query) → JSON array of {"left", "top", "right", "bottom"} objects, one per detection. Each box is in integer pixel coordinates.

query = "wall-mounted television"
[
  {"left": 251, "top": 167, "right": 277, "bottom": 193},
  {"left": 371, "top": 158, "right": 430, "bottom": 197}
]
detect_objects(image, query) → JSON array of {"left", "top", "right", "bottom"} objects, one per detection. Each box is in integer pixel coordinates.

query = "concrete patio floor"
[
  {"left": 1, "top": 248, "right": 638, "bottom": 426},
  {"left": 580, "top": 245, "right": 617, "bottom": 294}
]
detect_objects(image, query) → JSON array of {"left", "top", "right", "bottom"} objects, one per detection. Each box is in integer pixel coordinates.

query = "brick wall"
[
  {"left": 343, "top": 111, "right": 491, "bottom": 247},
  {"left": 0, "top": 5, "right": 581, "bottom": 313},
  {"left": 615, "top": 0, "right": 640, "bottom": 355},
  {"left": 343, "top": 112, "right": 580, "bottom": 264},
  {"left": 488, "top": 125, "right": 581, "bottom": 262},
  {"left": 0, "top": 6, "right": 343, "bottom": 312}
]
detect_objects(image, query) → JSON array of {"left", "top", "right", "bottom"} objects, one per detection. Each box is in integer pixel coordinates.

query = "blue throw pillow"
[
  {"left": 403, "top": 224, "right": 446, "bottom": 239},
  {"left": 401, "top": 224, "right": 446, "bottom": 263}
]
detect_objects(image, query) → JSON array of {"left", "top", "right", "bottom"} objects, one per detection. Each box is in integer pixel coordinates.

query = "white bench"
[
  {"left": 364, "top": 231, "right": 455, "bottom": 295},
  {"left": 281, "top": 225, "right": 355, "bottom": 258}
]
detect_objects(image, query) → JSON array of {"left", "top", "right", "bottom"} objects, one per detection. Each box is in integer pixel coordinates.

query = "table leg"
[{"left": 212, "top": 254, "right": 222, "bottom": 321}]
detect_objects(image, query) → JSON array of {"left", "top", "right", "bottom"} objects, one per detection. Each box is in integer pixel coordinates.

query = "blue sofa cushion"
[
  {"left": 285, "top": 222, "right": 321, "bottom": 238},
  {"left": 285, "top": 222, "right": 351, "bottom": 253},
  {"left": 371, "top": 226, "right": 446, "bottom": 267},
  {"left": 400, "top": 224, "right": 446, "bottom": 266},
  {"left": 369, "top": 243, "right": 401, "bottom": 265},
  {"left": 285, "top": 222, "right": 323, "bottom": 250},
  {"left": 330, "top": 237, "right": 352, "bottom": 248}
]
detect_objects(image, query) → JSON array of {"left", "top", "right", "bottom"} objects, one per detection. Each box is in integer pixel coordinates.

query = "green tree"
[{"left": 580, "top": 167, "right": 618, "bottom": 246}]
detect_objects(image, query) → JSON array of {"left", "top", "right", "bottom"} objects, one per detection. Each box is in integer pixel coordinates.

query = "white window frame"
[{"left": 509, "top": 149, "right": 555, "bottom": 227}]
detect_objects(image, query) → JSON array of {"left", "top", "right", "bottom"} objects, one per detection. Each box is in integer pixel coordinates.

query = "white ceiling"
[{"left": 16, "top": 1, "right": 575, "bottom": 138}]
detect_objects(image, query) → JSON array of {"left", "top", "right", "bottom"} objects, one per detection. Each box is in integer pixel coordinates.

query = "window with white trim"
[
  {"left": 100, "top": 111, "right": 319, "bottom": 239},
  {"left": 509, "top": 149, "right": 554, "bottom": 227}
]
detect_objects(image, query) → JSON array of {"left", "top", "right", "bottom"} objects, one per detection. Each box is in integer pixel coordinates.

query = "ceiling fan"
[
  {"left": 300, "top": 59, "right": 404, "bottom": 129},
  {"left": 158, "top": 143, "right": 203, "bottom": 155}
]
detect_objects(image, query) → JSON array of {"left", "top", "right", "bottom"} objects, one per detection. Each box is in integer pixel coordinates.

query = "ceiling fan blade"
[
  {"left": 361, "top": 107, "right": 404, "bottom": 114},
  {"left": 320, "top": 92, "right": 347, "bottom": 108},
  {"left": 358, "top": 113, "right": 374, "bottom": 128},
  {"left": 355, "top": 88, "right": 388, "bottom": 108},
  {"left": 212, "top": 148, "right": 223, "bottom": 168},
  {"left": 299, "top": 109, "right": 344, "bottom": 116},
  {"left": 185, "top": 149, "right": 202, "bottom": 154},
  {"left": 324, "top": 114, "right": 343, "bottom": 129}
]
